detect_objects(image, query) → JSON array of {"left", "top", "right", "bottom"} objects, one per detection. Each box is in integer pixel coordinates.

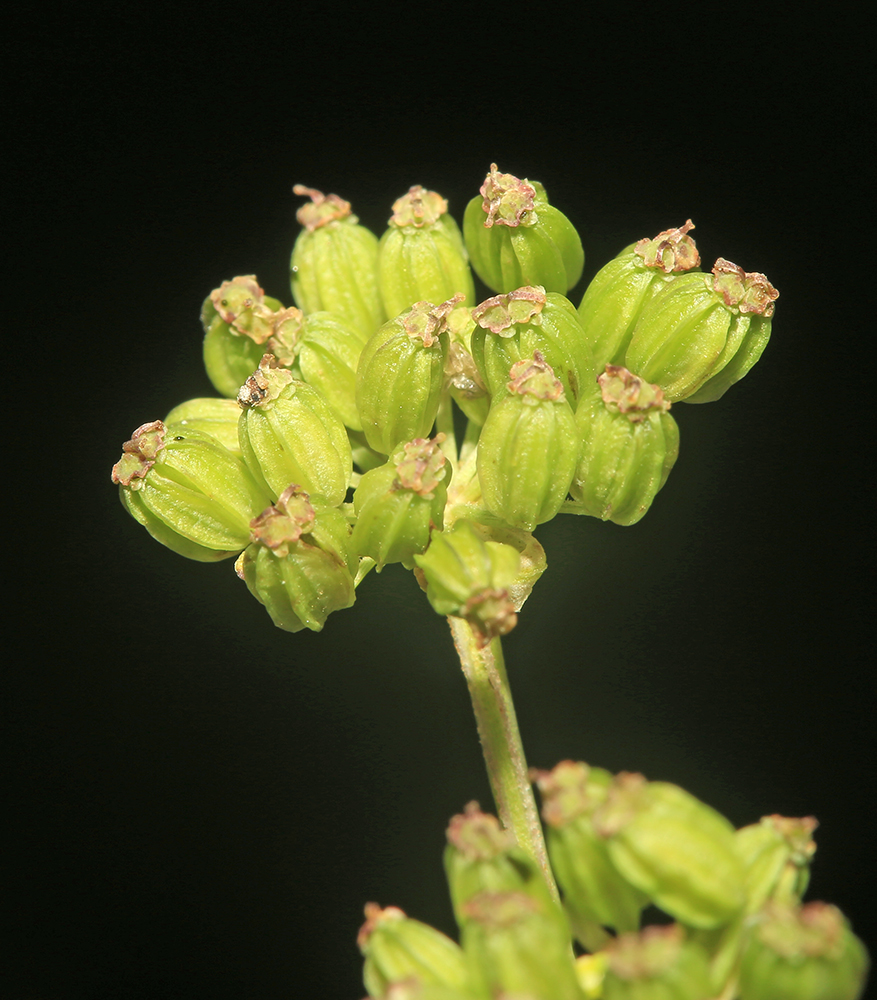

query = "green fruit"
[
  {"left": 593, "top": 772, "right": 746, "bottom": 930},
  {"left": 235, "top": 486, "right": 355, "bottom": 632},
  {"left": 290, "top": 185, "right": 384, "bottom": 340},
  {"left": 358, "top": 903, "right": 468, "bottom": 996},
  {"left": 112, "top": 419, "right": 271, "bottom": 561},
  {"left": 476, "top": 352, "right": 579, "bottom": 531},
  {"left": 570, "top": 366, "right": 678, "bottom": 526},
  {"left": 471, "top": 285, "right": 593, "bottom": 406},
  {"left": 350, "top": 435, "right": 449, "bottom": 570},
  {"left": 355, "top": 298, "right": 452, "bottom": 455},
  {"left": 739, "top": 902, "right": 869, "bottom": 1000},
  {"left": 625, "top": 258, "right": 778, "bottom": 402},
  {"left": 463, "top": 164, "right": 584, "bottom": 294},
  {"left": 577, "top": 220, "right": 701, "bottom": 372},
  {"left": 237, "top": 354, "right": 352, "bottom": 506},
  {"left": 378, "top": 185, "right": 475, "bottom": 318}
]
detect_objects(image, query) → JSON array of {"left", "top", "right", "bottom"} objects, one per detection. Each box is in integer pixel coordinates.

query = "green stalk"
[
  {"left": 435, "top": 392, "right": 458, "bottom": 476},
  {"left": 448, "top": 616, "right": 559, "bottom": 902}
]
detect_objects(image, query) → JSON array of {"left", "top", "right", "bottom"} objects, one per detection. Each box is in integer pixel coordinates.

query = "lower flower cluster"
[{"left": 357, "top": 764, "right": 868, "bottom": 1000}]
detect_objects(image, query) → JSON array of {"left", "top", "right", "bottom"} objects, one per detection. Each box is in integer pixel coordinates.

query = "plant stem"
[{"left": 448, "top": 616, "right": 559, "bottom": 902}]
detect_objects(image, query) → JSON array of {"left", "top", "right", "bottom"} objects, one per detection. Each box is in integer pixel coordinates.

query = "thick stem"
[{"left": 448, "top": 616, "right": 559, "bottom": 902}]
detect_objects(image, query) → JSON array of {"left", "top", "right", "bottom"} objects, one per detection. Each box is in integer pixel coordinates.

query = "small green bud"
[
  {"left": 593, "top": 772, "right": 746, "bottom": 929},
  {"left": 112, "top": 420, "right": 272, "bottom": 561},
  {"left": 291, "top": 311, "right": 370, "bottom": 432},
  {"left": 357, "top": 903, "right": 469, "bottom": 997},
  {"left": 463, "top": 164, "right": 584, "bottom": 294},
  {"left": 470, "top": 285, "right": 594, "bottom": 406},
  {"left": 625, "top": 258, "right": 779, "bottom": 402},
  {"left": 601, "top": 924, "right": 714, "bottom": 1000},
  {"left": 164, "top": 397, "right": 243, "bottom": 455},
  {"left": 569, "top": 366, "right": 679, "bottom": 526},
  {"left": 356, "top": 298, "right": 454, "bottom": 455},
  {"left": 201, "top": 276, "right": 292, "bottom": 397},
  {"left": 534, "top": 761, "right": 648, "bottom": 938},
  {"left": 413, "top": 520, "right": 521, "bottom": 644},
  {"left": 237, "top": 354, "right": 352, "bottom": 506},
  {"left": 290, "top": 185, "right": 384, "bottom": 339},
  {"left": 735, "top": 814, "right": 818, "bottom": 915},
  {"left": 739, "top": 902, "right": 869, "bottom": 1000},
  {"left": 378, "top": 185, "right": 475, "bottom": 318},
  {"left": 235, "top": 485, "right": 355, "bottom": 632},
  {"left": 351, "top": 435, "right": 449, "bottom": 570},
  {"left": 577, "top": 220, "right": 701, "bottom": 372},
  {"left": 476, "top": 353, "right": 579, "bottom": 531},
  {"left": 460, "top": 890, "right": 584, "bottom": 1000}
]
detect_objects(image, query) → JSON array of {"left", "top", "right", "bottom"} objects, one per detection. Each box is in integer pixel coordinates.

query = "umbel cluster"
[
  {"left": 113, "top": 165, "right": 778, "bottom": 644},
  {"left": 358, "top": 764, "right": 868, "bottom": 1000},
  {"left": 112, "top": 168, "right": 868, "bottom": 998}
]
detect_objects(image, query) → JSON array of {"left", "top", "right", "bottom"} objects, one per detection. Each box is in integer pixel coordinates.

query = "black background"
[{"left": 7, "top": 5, "right": 874, "bottom": 998}]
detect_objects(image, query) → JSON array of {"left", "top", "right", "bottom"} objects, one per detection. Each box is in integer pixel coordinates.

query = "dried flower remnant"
[{"left": 634, "top": 219, "right": 701, "bottom": 273}]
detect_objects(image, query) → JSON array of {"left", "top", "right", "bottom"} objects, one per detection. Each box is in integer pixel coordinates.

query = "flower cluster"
[
  {"left": 112, "top": 167, "right": 779, "bottom": 641},
  {"left": 358, "top": 764, "right": 868, "bottom": 1000}
]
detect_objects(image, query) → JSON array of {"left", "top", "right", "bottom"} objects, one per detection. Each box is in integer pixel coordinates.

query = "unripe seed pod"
[
  {"left": 201, "top": 276, "right": 292, "bottom": 397},
  {"left": 413, "top": 520, "right": 521, "bottom": 644},
  {"left": 290, "top": 185, "right": 384, "bottom": 340},
  {"left": 356, "top": 297, "right": 455, "bottom": 455},
  {"left": 625, "top": 258, "right": 779, "bottom": 402},
  {"left": 601, "top": 924, "right": 714, "bottom": 1000},
  {"left": 357, "top": 903, "right": 469, "bottom": 996},
  {"left": 534, "top": 760, "right": 648, "bottom": 938},
  {"left": 476, "top": 352, "right": 579, "bottom": 531},
  {"left": 470, "top": 285, "right": 593, "bottom": 406},
  {"left": 290, "top": 311, "right": 370, "bottom": 432},
  {"left": 739, "top": 902, "right": 869, "bottom": 1000},
  {"left": 443, "top": 803, "right": 562, "bottom": 930},
  {"left": 351, "top": 435, "right": 449, "bottom": 570},
  {"left": 570, "top": 366, "right": 679, "bottom": 526},
  {"left": 735, "top": 815, "right": 818, "bottom": 915},
  {"left": 577, "top": 220, "right": 701, "bottom": 373},
  {"left": 460, "top": 890, "right": 583, "bottom": 1000},
  {"left": 112, "top": 420, "right": 272, "bottom": 561},
  {"left": 164, "top": 397, "right": 243, "bottom": 455},
  {"left": 378, "top": 185, "right": 475, "bottom": 318},
  {"left": 593, "top": 771, "right": 746, "bottom": 929},
  {"left": 235, "top": 485, "right": 355, "bottom": 632},
  {"left": 463, "top": 164, "right": 584, "bottom": 294},
  {"left": 237, "top": 354, "right": 352, "bottom": 506}
]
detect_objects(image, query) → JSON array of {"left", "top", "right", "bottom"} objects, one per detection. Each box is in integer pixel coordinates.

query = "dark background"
[{"left": 7, "top": 6, "right": 873, "bottom": 998}]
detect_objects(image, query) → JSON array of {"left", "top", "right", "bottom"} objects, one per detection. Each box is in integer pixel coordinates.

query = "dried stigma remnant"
[
  {"left": 401, "top": 294, "right": 465, "bottom": 347},
  {"left": 479, "top": 164, "right": 538, "bottom": 228},
  {"left": 388, "top": 185, "right": 448, "bottom": 228},
  {"left": 111, "top": 420, "right": 166, "bottom": 487},
  {"left": 634, "top": 220, "right": 701, "bottom": 273},
  {"left": 472, "top": 286, "right": 547, "bottom": 335},
  {"left": 711, "top": 258, "right": 779, "bottom": 315},
  {"left": 237, "top": 354, "right": 294, "bottom": 408},
  {"left": 293, "top": 185, "right": 355, "bottom": 231},
  {"left": 598, "top": 366, "right": 671, "bottom": 422}
]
